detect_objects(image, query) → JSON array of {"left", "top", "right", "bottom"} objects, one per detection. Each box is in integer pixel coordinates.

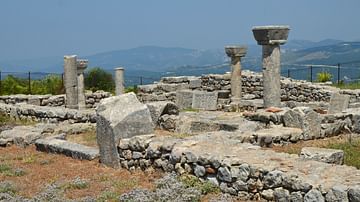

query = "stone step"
[{"left": 35, "top": 138, "right": 99, "bottom": 160}]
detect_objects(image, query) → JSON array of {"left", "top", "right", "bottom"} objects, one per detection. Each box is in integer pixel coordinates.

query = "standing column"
[
  {"left": 252, "top": 25, "right": 290, "bottom": 108},
  {"left": 77, "top": 59, "right": 88, "bottom": 110},
  {"left": 64, "top": 55, "right": 78, "bottom": 109},
  {"left": 114, "top": 67, "right": 125, "bottom": 95},
  {"left": 225, "top": 46, "right": 247, "bottom": 103}
]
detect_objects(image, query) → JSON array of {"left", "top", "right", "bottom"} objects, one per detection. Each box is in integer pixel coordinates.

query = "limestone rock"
[
  {"left": 283, "top": 107, "right": 321, "bottom": 140},
  {"left": 192, "top": 91, "right": 218, "bottom": 111},
  {"left": 304, "top": 189, "right": 325, "bottom": 202},
  {"left": 96, "top": 93, "right": 154, "bottom": 168},
  {"left": 146, "top": 101, "right": 179, "bottom": 126},
  {"left": 176, "top": 90, "right": 194, "bottom": 110},
  {"left": 325, "top": 185, "right": 349, "bottom": 202},
  {"left": 300, "top": 147, "right": 344, "bottom": 165}
]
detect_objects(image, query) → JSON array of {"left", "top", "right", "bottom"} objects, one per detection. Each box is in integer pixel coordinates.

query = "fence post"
[
  {"left": 287, "top": 69, "right": 290, "bottom": 78},
  {"left": 28, "top": 71, "right": 31, "bottom": 94},
  {"left": 0, "top": 71, "right": 2, "bottom": 95},
  {"left": 337, "top": 63, "right": 341, "bottom": 85},
  {"left": 140, "top": 76, "right": 143, "bottom": 85},
  {"left": 61, "top": 73, "right": 64, "bottom": 89},
  {"left": 310, "top": 66, "right": 313, "bottom": 82}
]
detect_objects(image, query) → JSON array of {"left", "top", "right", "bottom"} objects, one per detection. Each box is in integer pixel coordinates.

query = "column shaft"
[
  {"left": 262, "top": 45, "right": 281, "bottom": 108},
  {"left": 77, "top": 71, "right": 86, "bottom": 109},
  {"left": 64, "top": 56, "right": 78, "bottom": 109},
  {"left": 231, "top": 57, "right": 242, "bottom": 101},
  {"left": 115, "top": 68, "right": 125, "bottom": 96}
]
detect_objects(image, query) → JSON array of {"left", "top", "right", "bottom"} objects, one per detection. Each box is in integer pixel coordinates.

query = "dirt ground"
[{"left": 0, "top": 145, "right": 162, "bottom": 200}]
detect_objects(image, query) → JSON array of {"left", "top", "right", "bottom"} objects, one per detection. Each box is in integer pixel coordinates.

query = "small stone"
[
  {"left": 261, "top": 189, "right": 274, "bottom": 201},
  {"left": 206, "top": 176, "right": 219, "bottom": 186},
  {"left": 290, "top": 191, "right": 303, "bottom": 202},
  {"left": 175, "top": 163, "right": 185, "bottom": 175},
  {"left": 349, "top": 186, "right": 360, "bottom": 202},
  {"left": 233, "top": 180, "right": 248, "bottom": 191},
  {"left": 304, "top": 189, "right": 325, "bottom": 202},
  {"left": 217, "top": 167, "right": 232, "bottom": 182},
  {"left": 273, "top": 187, "right": 290, "bottom": 202},
  {"left": 325, "top": 185, "right": 348, "bottom": 202},
  {"left": 132, "top": 151, "right": 143, "bottom": 159},
  {"left": 194, "top": 165, "right": 206, "bottom": 177},
  {"left": 205, "top": 167, "right": 216, "bottom": 174},
  {"left": 263, "top": 170, "right": 283, "bottom": 189}
]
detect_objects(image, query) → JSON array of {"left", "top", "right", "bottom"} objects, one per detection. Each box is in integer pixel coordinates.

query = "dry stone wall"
[
  {"left": 137, "top": 70, "right": 360, "bottom": 106},
  {"left": 0, "top": 90, "right": 110, "bottom": 109}
]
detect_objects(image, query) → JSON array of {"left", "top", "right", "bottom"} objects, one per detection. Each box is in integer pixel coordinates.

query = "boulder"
[
  {"left": 146, "top": 101, "right": 179, "bottom": 126},
  {"left": 283, "top": 107, "right": 321, "bottom": 140},
  {"left": 300, "top": 147, "right": 344, "bottom": 165},
  {"left": 328, "top": 93, "right": 350, "bottom": 114},
  {"left": 96, "top": 93, "right": 154, "bottom": 168}
]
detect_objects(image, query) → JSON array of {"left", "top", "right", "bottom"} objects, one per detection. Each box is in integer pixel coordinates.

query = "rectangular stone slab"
[
  {"left": 328, "top": 93, "right": 350, "bottom": 114},
  {"left": 191, "top": 91, "right": 218, "bottom": 111}
]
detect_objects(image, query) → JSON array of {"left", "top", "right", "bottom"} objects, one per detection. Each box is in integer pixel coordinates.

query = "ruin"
[
  {"left": 225, "top": 46, "right": 247, "bottom": 103},
  {"left": 252, "top": 25, "right": 290, "bottom": 108},
  {"left": 1, "top": 27, "right": 360, "bottom": 201}
]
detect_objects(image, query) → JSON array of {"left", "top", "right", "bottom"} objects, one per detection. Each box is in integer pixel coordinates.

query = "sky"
[{"left": 0, "top": 0, "right": 359, "bottom": 60}]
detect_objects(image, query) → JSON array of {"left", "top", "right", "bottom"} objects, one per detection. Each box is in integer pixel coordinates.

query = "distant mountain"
[
  {"left": 87, "top": 46, "right": 226, "bottom": 72},
  {"left": 283, "top": 39, "right": 343, "bottom": 51},
  {"left": 282, "top": 41, "right": 360, "bottom": 65}
]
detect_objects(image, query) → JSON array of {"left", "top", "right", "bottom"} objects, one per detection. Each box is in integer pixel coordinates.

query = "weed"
[
  {"left": 0, "top": 181, "right": 17, "bottom": 196},
  {"left": 316, "top": 71, "right": 332, "bottom": 82},
  {"left": 113, "top": 178, "right": 138, "bottom": 190},
  {"left": 97, "top": 191, "right": 119, "bottom": 202},
  {"left": 63, "top": 177, "right": 89, "bottom": 190},
  {"left": 0, "top": 164, "right": 13, "bottom": 176},
  {"left": 22, "top": 154, "right": 37, "bottom": 164},
  {"left": 179, "top": 174, "right": 220, "bottom": 194}
]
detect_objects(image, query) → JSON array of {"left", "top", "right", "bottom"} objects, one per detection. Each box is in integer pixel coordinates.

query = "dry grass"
[
  {"left": 0, "top": 145, "right": 162, "bottom": 200},
  {"left": 66, "top": 130, "right": 98, "bottom": 147}
]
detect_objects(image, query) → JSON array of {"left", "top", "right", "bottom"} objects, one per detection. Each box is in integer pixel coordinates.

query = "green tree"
[{"left": 84, "top": 67, "right": 115, "bottom": 92}]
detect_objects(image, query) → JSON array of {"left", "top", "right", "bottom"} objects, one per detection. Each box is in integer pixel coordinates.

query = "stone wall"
[
  {"left": 0, "top": 103, "right": 96, "bottom": 123},
  {"left": 0, "top": 90, "right": 111, "bottom": 108},
  {"left": 116, "top": 134, "right": 360, "bottom": 201},
  {"left": 137, "top": 70, "right": 360, "bottom": 105}
]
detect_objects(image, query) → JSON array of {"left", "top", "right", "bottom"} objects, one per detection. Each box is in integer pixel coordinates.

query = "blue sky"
[{"left": 0, "top": 0, "right": 359, "bottom": 60}]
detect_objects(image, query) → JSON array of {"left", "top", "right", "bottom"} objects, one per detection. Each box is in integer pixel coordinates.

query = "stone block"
[
  {"left": 189, "top": 78, "right": 202, "bottom": 89},
  {"left": 96, "top": 93, "right": 154, "bottom": 168},
  {"left": 283, "top": 107, "right": 321, "bottom": 140},
  {"left": 328, "top": 93, "right": 350, "bottom": 114},
  {"left": 300, "top": 147, "right": 344, "bottom": 165},
  {"left": 35, "top": 138, "right": 99, "bottom": 160},
  {"left": 176, "top": 90, "right": 194, "bottom": 110},
  {"left": 191, "top": 91, "right": 218, "bottom": 111},
  {"left": 146, "top": 101, "right": 179, "bottom": 126},
  {"left": 27, "top": 97, "right": 41, "bottom": 106}
]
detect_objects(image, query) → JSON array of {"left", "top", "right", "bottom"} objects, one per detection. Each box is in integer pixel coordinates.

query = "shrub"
[
  {"left": 84, "top": 67, "right": 114, "bottom": 92},
  {"left": 316, "top": 71, "right": 332, "bottom": 82}
]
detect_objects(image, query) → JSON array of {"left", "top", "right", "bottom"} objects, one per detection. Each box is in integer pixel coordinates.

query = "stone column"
[
  {"left": 114, "top": 67, "right": 125, "bottom": 96},
  {"left": 252, "top": 25, "right": 290, "bottom": 108},
  {"left": 225, "top": 46, "right": 247, "bottom": 103},
  {"left": 76, "top": 59, "right": 88, "bottom": 110},
  {"left": 64, "top": 55, "right": 78, "bottom": 109}
]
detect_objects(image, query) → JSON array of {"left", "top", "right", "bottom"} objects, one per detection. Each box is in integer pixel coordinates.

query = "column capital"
[
  {"left": 76, "top": 59, "right": 88, "bottom": 72},
  {"left": 252, "top": 25, "right": 290, "bottom": 45},
  {"left": 225, "top": 46, "right": 247, "bottom": 58}
]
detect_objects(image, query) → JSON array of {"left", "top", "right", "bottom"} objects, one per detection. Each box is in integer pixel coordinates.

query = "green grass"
[
  {"left": 0, "top": 181, "right": 17, "bottom": 196},
  {"left": 332, "top": 81, "right": 360, "bottom": 89},
  {"left": 327, "top": 139, "right": 360, "bottom": 169},
  {"left": 97, "top": 191, "right": 119, "bottom": 202},
  {"left": 181, "top": 108, "right": 200, "bottom": 112},
  {"left": 0, "top": 164, "right": 26, "bottom": 177}
]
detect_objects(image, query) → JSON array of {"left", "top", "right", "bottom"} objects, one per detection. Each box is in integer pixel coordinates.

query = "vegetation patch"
[
  {"left": 316, "top": 71, "right": 333, "bottom": 82},
  {"left": 179, "top": 174, "right": 220, "bottom": 195},
  {"left": 272, "top": 135, "right": 360, "bottom": 168},
  {"left": 333, "top": 81, "right": 360, "bottom": 89},
  {"left": 66, "top": 130, "right": 98, "bottom": 147}
]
